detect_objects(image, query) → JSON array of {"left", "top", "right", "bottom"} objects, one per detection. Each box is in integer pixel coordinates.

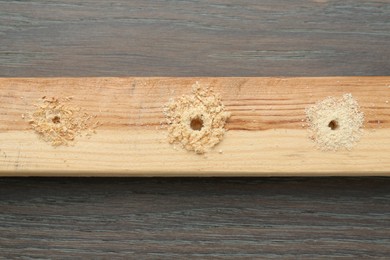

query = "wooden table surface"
[{"left": 1, "top": 0, "right": 389, "bottom": 258}]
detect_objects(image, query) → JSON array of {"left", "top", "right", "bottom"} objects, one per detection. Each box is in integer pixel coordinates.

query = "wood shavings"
[
  {"left": 163, "top": 82, "right": 230, "bottom": 154},
  {"left": 28, "top": 97, "right": 99, "bottom": 146},
  {"left": 306, "top": 93, "right": 364, "bottom": 151}
]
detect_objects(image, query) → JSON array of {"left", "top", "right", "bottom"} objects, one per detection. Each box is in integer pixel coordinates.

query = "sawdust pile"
[
  {"left": 163, "top": 82, "right": 230, "bottom": 154},
  {"left": 306, "top": 93, "right": 364, "bottom": 151},
  {"left": 28, "top": 97, "right": 99, "bottom": 146}
]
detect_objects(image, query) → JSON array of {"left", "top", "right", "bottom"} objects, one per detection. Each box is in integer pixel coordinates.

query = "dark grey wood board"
[
  {"left": 1, "top": 177, "right": 390, "bottom": 259},
  {"left": 1, "top": 0, "right": 390, "bottom": 259},
  {"left": 1, "top": 0, "right": 390, "bottom": 77}
]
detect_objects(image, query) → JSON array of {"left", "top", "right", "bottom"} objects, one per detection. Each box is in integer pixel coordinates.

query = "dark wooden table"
[{"left": 1, "top": 1, "right": 389, "bottom": 258}]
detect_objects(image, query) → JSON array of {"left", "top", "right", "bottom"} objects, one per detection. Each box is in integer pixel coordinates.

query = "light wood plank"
[{"left": 0, "top": 77, "right": 389, "bottom": 176}]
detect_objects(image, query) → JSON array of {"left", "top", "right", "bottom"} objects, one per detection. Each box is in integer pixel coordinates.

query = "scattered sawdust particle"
[
  {"left": 21, "top": 114, "right": 25, "bottom": 119},
  {"left": 219, "top": 149, "right": 223, "bottom": 154},
  {"left": 163, "top": 82, "right": 230, "bottom": 154},
  {"left": 28, "top": 97, "right": 99, "bottom": 146},
  {"left": 306, "top": 93, "right": 364, "bottom": 151}
]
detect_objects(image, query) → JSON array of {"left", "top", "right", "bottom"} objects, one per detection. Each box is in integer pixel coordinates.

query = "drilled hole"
[
  {"left": 190, "top": 117, "right": 203, "bottom": 131},
  {"left": 328, "top": 120, "right": 339, "bottom": 130},
  {"left": 52, "top": 116, "right": 61, "bottom": 124}
]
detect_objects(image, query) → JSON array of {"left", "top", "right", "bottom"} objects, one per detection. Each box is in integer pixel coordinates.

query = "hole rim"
[
  {"left": 190, "top": 117, "right": 204, "bottom": 131},
  {"left": 52, "top": 116, "right": 61, "bottom": 124},
  {"left": 328, "top": 119, "right": 339, "bottom": 130}
]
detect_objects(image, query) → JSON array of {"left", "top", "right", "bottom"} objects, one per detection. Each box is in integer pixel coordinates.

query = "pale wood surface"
[{"left": 0, "top": 77, "right": 389, "bottom": 176}]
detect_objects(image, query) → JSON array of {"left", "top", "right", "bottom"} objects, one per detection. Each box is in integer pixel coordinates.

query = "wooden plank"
[
  {"left": 0, "top": 77, "right": 389, "bottom": 176},
  {"left": 1, "top": 177, "right": 390, "bottom": 258},
  {"left": 1, "top": 0, "right": 390, "bottom": 77}
]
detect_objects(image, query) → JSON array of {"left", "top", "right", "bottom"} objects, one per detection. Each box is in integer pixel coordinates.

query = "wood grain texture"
[
  {"left": 1, "top": 1, "right": 390, "bottom": 258},
  {"left": 1, "top": 177, "right": 390, "bottom": 259},
  {"left": 0, "top": 77, "right": 389, "bottom": 176},
  {"left": 0, "top": 0, "right": 390, "bottom": 77}
]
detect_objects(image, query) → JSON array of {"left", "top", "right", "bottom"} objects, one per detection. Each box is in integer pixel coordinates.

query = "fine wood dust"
[
  {"left": 28, "top": 97, "right": 99, "bottom": 146},
  {"left": 306, "top": 93, "right": 364, "bottom": 151},
  {"left": 163, "top": 82, "right": 230, "bottom": 154}
]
